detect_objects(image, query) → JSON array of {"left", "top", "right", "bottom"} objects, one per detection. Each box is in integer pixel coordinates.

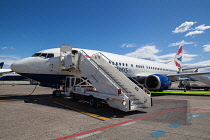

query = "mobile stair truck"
[{"left": 60, "top": 45, "right": 152, "bottom": 112}]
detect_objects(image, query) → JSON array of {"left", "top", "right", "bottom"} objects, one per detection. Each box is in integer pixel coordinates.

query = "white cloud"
[
  {"left": 185, "top": 30, "right": 204, "bottom": 37},
  {"left": 0, "top": 55, "right": 20, "bottom": 59},
  {"left": 121, "top": 43, "right": 136, "bottom": 48},
  {"left": 182, "top": 54, "right": 198, "bottom": 62},
  {"left": 168, "top": 40, "right": 196, "bottom": 47},
  {"left": 172, "top": 21, "right": 197, "bottom": 34},
  {"left": 1, "top": 46, "right": 14, "bottom": 50},
  {"left": 0, "top": 55, "right": 20, "bottom": 69},
  {"left": 195, "top": 24, "right": 210, "bottom": 31},
  {"left": 125, "top": 45, "right": 161, "bottom": 61},
  {"left": 0, "top": 59, "right": 17, "bottom": 69},
  {"left": 125, "top": 45, "right": 197, "bottom": 64},
  {"left": 182, "top": 60, "right": 210, "bottom": 72},
  {"left": 203, "top": 44, "right": 210, "bottom": 52},
  {"left": 184, "top": 24, "right": 210, "bottom": 37}
]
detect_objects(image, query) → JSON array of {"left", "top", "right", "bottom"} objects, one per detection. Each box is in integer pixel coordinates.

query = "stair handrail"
[
  {"left": 79, "top": 50, "right": 129, "bottom": 94},
  {"left": 94, "top": 52, "right": 151, "bottom": 96}
]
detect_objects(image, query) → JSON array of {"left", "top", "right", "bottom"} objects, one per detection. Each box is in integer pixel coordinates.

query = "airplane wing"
[
  {"left": 167, "top": 71, "right": 210, "bottom": 77},
  {"left": 182, "top": 65, "right": 210, "bottom": 71},
  {"left": 0, "top": 69, "right": 12, "bottom": 76}
]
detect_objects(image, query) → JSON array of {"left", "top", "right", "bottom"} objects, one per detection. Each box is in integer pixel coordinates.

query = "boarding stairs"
[{"left": 74, "top": 51, "right": 152, "bottom": 111}]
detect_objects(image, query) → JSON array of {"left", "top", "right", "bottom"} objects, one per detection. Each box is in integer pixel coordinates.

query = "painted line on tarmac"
[
  {"left": 52, "top": 101, "right": 110, "bottom": 121},
  {"left": 53, "top": 109, "right": 210, "bottom": 140},
  {"left": 186, "top": 119, "right": 191, "bottom": 122},
  {"left": 121, "top": 121, "right": 135, "bottom": 126},
  {"left": 150, "top": 113, "right": 205, "bottom": 138},
  {"left": 75, "top": 131, "right": 101, "bottom": 139},
  {"left": 168, "top": 124, "right": 181, "bottom": 128},
  {"left": 150, "top": 130, "right": 167, "bottom": 137},
  {"left": 53, "top": 110, "right": 171, "bottom": 140},
  {"left": 188, "top": 114, "right": 204, "bottom": 118}
]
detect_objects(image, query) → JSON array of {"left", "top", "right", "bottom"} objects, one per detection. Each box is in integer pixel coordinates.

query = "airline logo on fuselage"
[{"left": 115, "top": 66, "right": 129, "bottom": 73}]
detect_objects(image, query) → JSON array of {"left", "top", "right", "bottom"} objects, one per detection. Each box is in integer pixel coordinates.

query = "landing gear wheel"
[
  {"left": 53, "top": 90, "right": 62, "bottom": 97},
  {"left": 89, "top": 96, "right": 97, "bottom": 107}
]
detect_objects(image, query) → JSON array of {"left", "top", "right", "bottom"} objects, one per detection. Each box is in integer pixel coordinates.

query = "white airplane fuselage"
[{"left": 11, "top": 47, "right": 178, "bottom": 90}]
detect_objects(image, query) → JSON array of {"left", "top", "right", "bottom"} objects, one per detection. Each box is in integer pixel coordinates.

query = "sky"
[{"left": 0, "top": 0, "right": 210, "bottom": 72}]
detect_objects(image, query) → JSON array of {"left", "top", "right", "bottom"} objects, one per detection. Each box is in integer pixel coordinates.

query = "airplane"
[
  {"left": 0, "top": 72, "right": 27, "bottom": 81},
  {"left": 0, "top": 62, "right": 12, "bottom": 76},
  {"left": 11, "top": 45, "right": 210, "bottom": 94}
]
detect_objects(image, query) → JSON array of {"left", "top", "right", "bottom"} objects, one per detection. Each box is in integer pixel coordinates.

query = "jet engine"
[{"left": 145, "top": 74, "right": 171, "bottom": 91}]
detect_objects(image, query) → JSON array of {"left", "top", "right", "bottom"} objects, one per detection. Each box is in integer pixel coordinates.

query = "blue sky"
[{"left": 0, "top": 0, "right": 210, "bottom": 70}]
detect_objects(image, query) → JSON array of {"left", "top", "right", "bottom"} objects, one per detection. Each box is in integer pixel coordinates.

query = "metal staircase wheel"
[
  {"left": 53, "top": 90, "right": 62, "bottom": 97},
  {"left": 89, "top": 96, "right": 97, "bottom": 107}
]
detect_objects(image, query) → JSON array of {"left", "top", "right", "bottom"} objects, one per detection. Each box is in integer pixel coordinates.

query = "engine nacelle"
[{"left": 145, "top": 74, "right": 171, "bottom": 91}]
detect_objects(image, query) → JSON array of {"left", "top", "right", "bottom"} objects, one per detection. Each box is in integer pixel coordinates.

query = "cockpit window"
[
  {"left": 32, "top": 53, "right": 41, "bottom": 57},
  {"left": 47, "top": 53, "right": 54, "bottom": 58},
  {"left": 40, "top": 53, "right": 47, "bottom": 58},
  {"left": 31, "top": 53, "right": 54, "bottom": 58}
]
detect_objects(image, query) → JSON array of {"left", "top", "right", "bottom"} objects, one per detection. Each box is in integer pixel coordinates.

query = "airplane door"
[{"left": 60, "top": 45, "right": 72, "bottom": 70}]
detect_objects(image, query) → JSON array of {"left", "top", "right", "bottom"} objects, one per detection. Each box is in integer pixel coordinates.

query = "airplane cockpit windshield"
[{"left": 31, "top": 53, "right": 54, "bottom": 58}]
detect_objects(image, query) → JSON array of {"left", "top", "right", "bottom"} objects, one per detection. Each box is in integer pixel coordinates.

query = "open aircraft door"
[{"left": 60, "top": 45, "right": 73, "bottom": 70}]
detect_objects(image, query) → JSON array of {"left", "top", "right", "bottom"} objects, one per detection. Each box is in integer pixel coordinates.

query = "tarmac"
[{"left": 0, "top": 82, "right": 210, "bottom": 140}]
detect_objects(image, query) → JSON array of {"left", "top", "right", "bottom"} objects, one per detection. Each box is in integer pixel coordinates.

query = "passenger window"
[
  {"left": 119, "top": 62, "right": 121, "bottom": 66},
  {"left": 116, "top": 62, "right": 118, "bottom": 66},
  {"left": 112, "top": 62, "right": 115, "bottom": 65},
  {"left": 131, "top": 64, "right": 133, "bottom": 67},
  {"left": 47, "top": 53, "right": 54, "bottom": 58},
  {"left": 122, "top": 63, "right": 124, "bottom": 66}
]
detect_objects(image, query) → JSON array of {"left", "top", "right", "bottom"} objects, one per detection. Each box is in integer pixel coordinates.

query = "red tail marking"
[{"left": 176, "top": 46, "right": 182, "bottom": 55}]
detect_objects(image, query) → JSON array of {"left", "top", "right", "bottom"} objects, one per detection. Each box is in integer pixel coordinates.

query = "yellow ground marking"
[
  {"left": 52, "top": 101, "right": 110, "bottom": 121},
  {"left": 0, "top": 99, "right": 23, "bottom": 101}
]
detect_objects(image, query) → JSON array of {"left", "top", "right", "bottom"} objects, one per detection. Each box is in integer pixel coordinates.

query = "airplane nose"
[{"left": 11, "top": 58, "right": 29, "bottom": 73}]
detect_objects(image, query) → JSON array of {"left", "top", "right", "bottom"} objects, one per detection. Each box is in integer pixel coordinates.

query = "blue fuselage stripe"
[{"left": 18, "top": 73, "right": 74, "bottom": 84}]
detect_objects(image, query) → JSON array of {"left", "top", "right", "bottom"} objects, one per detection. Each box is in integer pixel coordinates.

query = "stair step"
[
  {"left": 130, "top": 99, "right": 140, "bottom": 104},
  {"left": 130, "top": 104, "right": 144, "bottom": 110},
  {"left": 128, "top": 95, "right": 135, "bottom": 100}
]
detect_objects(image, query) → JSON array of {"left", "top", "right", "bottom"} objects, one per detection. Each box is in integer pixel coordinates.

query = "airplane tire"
[
  {"left": 89, "top": 96, "right": 97, "bottom": 107},
  {"left": 53, "top": 90, "right": 61, "bottom": 97}
]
